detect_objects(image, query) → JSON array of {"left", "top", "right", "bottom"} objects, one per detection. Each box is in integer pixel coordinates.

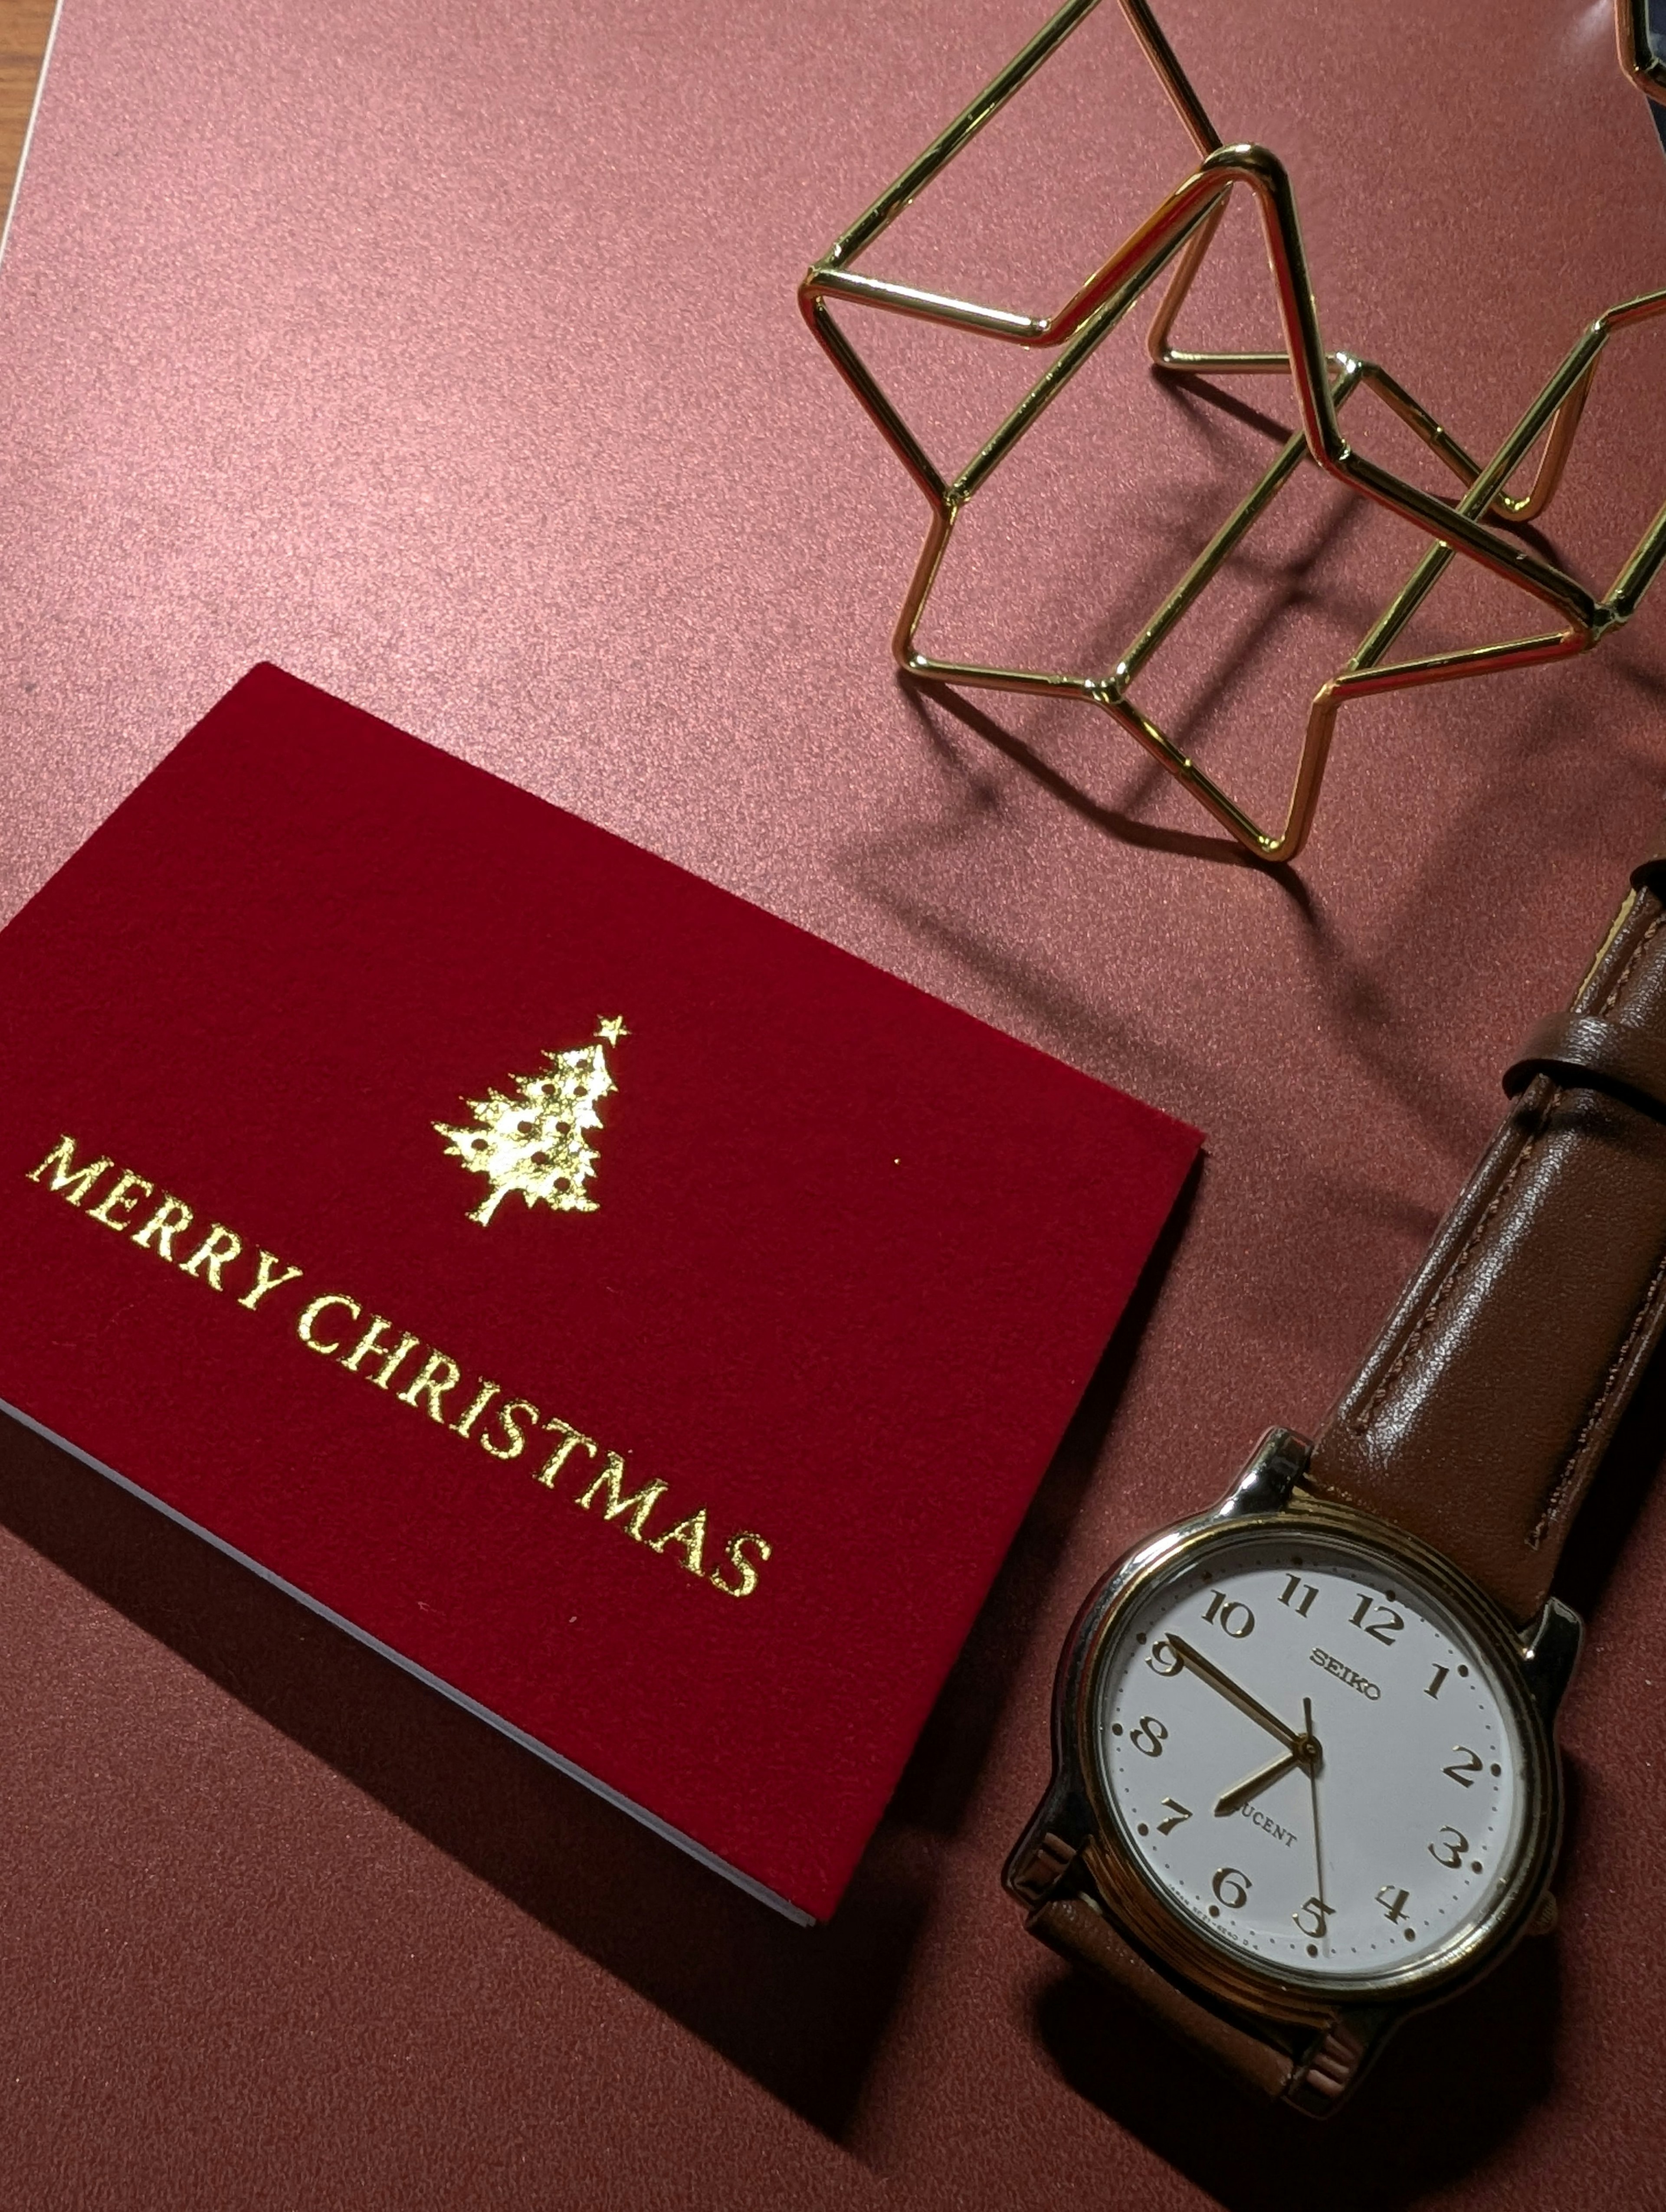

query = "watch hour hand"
[
  {"left": 1166, "top": 1635, "right": 1301, "bottom": 1752},
  {"left": 1214, "top": 1747, "right": 1303, "bottom": 1817}
]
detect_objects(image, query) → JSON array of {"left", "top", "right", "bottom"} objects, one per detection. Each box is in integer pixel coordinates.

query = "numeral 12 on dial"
[{"left": 1350, "top": 1593, "right": 1405, "bottom": 1646}]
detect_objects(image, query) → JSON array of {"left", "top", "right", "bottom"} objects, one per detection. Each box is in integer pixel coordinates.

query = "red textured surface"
[
  {"left": 0, "top": 661, "right": 1197, "bottom": 1921},
  {"left": 0, "top": 0, "right": 1665, "bottom": 2206}
]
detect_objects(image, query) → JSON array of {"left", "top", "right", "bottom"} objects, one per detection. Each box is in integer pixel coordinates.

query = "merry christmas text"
[{"left": 27, "top": 1133, "right": 771, "bottom": 1599}]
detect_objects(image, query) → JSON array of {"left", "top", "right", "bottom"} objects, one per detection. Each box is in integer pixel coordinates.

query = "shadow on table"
[
  {"left": 1032, "top": 1905, "right": 1561, "bottom": 2212},
  {"left": 0, "top": 1161, "right": 1200, "bottom": 2146}
]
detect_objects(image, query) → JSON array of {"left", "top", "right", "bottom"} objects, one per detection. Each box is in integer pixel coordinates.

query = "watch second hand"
[
  {"left": 1305, "top": 1695, "right": 1330, "bottom": 1952},
  {"left": 1166, "top": 1635, "right": 1301, "bottom": 1751}
]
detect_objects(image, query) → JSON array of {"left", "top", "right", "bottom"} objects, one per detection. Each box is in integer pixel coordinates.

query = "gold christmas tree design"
[{"left": 435, "top": 1017, "right": 627, "bottom": 1226}]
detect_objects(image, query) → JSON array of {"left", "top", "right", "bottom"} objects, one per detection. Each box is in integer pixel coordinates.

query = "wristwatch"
[{"left": 1006, "top": 828, "right": 1666, "bottom": 2113}]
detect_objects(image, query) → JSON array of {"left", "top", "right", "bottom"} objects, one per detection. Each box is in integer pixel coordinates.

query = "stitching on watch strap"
[
  {"left": 1529, "top": 1241, "right": 1666, "bottom": 1547},
  {"left": 1346, "top": 1127, "right": 1545, "bottom": 1436},
  {"left": 1599, "top": 911, "right": 1664, "bottom": 1015},
  {"left": 1350, "top": 904, "right": 1666, "bottom": 1445}
]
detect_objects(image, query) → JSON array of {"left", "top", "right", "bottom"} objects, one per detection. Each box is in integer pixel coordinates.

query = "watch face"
[{"left": 1087, "top": 1518, "right": 1547, "bottom": 1995}]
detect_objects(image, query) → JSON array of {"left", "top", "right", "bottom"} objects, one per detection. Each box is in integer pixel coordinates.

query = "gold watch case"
[{"left": 1006, "top": 1427, "right": 1581, "bottom": 2039}]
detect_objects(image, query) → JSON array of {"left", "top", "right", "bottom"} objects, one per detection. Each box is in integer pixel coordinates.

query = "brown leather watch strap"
[
  {"left": 1502, "top": 1011, "right": 1666, "bottom": 1119},
  {"left": 1025, "top": 1891, "right": 1368, "bottom": 2112},
  {"left": 1306, "top": 836, "right": 1666, "bottom": 1623}
]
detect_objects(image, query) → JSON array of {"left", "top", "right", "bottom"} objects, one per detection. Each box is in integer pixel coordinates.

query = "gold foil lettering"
[
  {"left": 536, "top": 1416, "right": 599, "bottom": 1488},
  {"left": 450, "top": 1378, "right": 500, "bottom": 1440},
  {"left": 298, "top": 1293, "right": 361, "bottom": 1354},
  {"left": 180, "top": 1222, "right": 244, "bottom": 1290},
  {"left": 132, "top": 1194, "right": 194, "bottom": 1260},
  {"left": 26, "top": 1130, "right": 775, "bottom": 1602},
  {"left": 239, "top": 1250, "right": 303, "bottom": 1311},
  {"left": 575, "top": 1456, "right": 665, "bottom": 1540},
  {"left": 341, "top": 1316, "right": 420, "bottom": 1390},
  {"left": 398, "top": 1349, "right": 462, "bottom": 1422},
  {"left": 28, "top": 1134, "right": 111, "bottom": 1207},
  {"left": 709, "top": 1531, "right": 770, "bottom": 1600},
  {"left": 649, "top": 1508, "right": 708, "bottom": 1576},
  {"left": 479, "top": 1397, "right": 540, "bottom": 1460},
  {"left": 86, "top": 1170, "right": 154, "bottom": 1232}
]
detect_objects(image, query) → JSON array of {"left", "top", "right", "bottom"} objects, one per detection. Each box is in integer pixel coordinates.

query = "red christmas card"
[{"left": 0, "top": 665, "right": 1198, "bottom": 1920}]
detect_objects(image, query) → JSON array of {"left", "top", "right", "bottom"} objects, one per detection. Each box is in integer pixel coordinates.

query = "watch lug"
[
  {"left": 1286, "top": 2007, "right": 1395, "bottom": 2118},
  {"left": 1518, "top": 1596, "right": 1584, "bottom": 1723},
  {"left": 1004, "top": 1779, "right": 1090, "bottom": 1907},
  {"left": 1004, "top": 1826, "right": 1081, "bottom": 1908},
  {"left": 1213, "top": 1426, "right": 1312, "bottom": 1520}
]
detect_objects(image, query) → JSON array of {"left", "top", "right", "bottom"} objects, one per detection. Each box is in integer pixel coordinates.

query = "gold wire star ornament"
[
  {"left": 799, "top": 0, "right": 1666, "bottom": 865},
  {"left": 435, "top": 1017, "right": 626, "bottom": 1225},
  {"left": 1620, "top": 0, "right": 1666, "bottom": 115}
]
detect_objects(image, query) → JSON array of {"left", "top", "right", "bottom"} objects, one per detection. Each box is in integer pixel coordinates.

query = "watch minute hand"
[{"left": 1166, "top": 1635, "right": 1300, "bottom": 1752}]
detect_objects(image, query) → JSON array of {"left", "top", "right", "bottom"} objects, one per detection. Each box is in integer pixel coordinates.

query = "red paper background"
[{"left": 0, "top": 0, "right": 1664, "bottom": 2205}]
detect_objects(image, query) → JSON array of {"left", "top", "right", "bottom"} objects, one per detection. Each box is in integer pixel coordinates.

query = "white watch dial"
[{"left": 1092, "top": 1525, "right": 1533, "bottom": 1988}]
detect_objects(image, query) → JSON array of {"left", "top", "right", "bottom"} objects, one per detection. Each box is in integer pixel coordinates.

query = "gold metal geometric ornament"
[
  {"left": 436, "top": 1017, "right": 627, "bottom": 1226},
  {"left": 800, "top": 0, "right": 1666, "bottom": 864}
]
